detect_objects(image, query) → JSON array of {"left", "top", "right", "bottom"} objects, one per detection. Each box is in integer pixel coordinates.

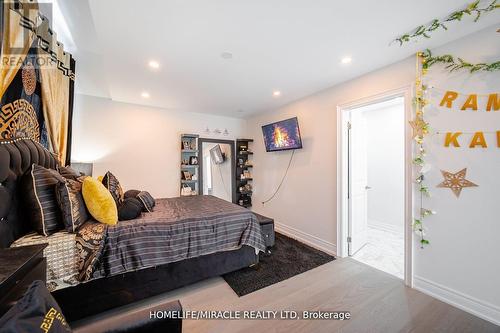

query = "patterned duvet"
[
  {"left": 77, "top": 195, "right": 265, "bottom": 281},
  {"left": 11, "top": 231, "right": 79, "bottom": 290},
  {"left": 13, "top": 196, "right": 265, "bottom": 289}
]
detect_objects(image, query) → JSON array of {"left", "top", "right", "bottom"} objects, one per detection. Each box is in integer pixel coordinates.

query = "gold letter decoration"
[
  {"left": 486, "top": 93, "right": 499, "bottom": 112},
  {"left": 439, "top": 91, "right": 458, "bottom": 108},
  {"left": 461, "top": 94, "right": 478, "bottom": 111},
  {"left": 444, "top": 132, "right": 462, "bottom": 147},
  {"left": 469, "top": 132, "right": 487, "bottom": 148}
]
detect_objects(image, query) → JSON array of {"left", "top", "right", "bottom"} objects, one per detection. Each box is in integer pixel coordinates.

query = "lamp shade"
[{"left": 70, "top": 162, "right": 93, "bottom": 177}]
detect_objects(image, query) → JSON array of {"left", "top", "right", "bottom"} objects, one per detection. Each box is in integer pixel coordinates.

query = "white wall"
[
  {"left": 247, "top": 26, "right": 500, "bottom": 324},
  {"left": 412, "top": 28, "right": 500, "bottom": 323},
  {"left": 246, "top": 56, "right": 415, "bottom": 255},
  {"left": 71, "top": 94, "right": 246, "bottom": 198},
  {"left": 363, "top": 100, "right": 405, "bottom": 230}
]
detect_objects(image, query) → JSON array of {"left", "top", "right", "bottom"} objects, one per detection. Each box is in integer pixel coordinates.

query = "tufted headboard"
[{"left": 0, "top": 138, "right": 58, "bottom": 248}]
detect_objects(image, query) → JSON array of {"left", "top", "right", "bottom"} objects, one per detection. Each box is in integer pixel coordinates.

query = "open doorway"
[
  {"left": 348, "top": 97, "right": 405, "bottom": 278},
  {"left": 338, "top": 90, "right": 412, "bottom": 283}
]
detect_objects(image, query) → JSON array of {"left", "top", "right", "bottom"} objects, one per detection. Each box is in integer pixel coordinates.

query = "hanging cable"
[{"left": 262, "top": 150, "right": 295, "bottom": 205}]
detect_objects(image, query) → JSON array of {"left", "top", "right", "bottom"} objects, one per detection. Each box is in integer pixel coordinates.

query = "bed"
[{"left": 0, "top": 138, "right": 265, "bottom": 322}]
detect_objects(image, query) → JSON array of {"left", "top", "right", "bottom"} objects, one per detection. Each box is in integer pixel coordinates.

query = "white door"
[{"left": 348, "top": 111, "right": 369, "bottom": 255}]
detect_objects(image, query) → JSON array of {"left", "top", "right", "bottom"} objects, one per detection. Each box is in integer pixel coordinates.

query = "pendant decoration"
[{"left": 437, "top": 168, "right": 478, "bottom": 198}]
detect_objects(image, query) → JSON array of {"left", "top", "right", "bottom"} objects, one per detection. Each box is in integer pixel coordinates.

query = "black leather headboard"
[{"left": 0, "top": 138, "right": 58, "bottom": 248}]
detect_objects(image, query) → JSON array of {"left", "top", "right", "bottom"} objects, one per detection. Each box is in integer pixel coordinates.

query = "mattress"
[{"left": 11, "top": 231, "right": 79, "bottom": 291}]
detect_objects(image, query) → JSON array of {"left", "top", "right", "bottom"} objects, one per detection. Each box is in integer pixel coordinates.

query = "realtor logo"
[{"left": 2, "top": 0, "right": 56, "bottom": 68}]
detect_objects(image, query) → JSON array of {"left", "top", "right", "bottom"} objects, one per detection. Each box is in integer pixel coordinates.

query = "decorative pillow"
[
  {"left": 21, "top": 164, "right": 65, "bottom": 236},
  {"left": 118, "top": 198, "right": 143, "bottom": 221},
  {"left": 101, "top": 171, "right": 124, "bottom": 205},
  {"left": 57, "top": 166, "right": 81, "bottom": 180},
  {"left": 137, "top": 191, "right": 155, "bottom": 212},
  {"left": 81, "top": 177, "right": 118, "bottom": 225},
  {"left": 55, "top": 178, "right": 90, "bottom": 232},
  {"left": 0, "top": 280, "right": 72, "bottom": 333},
  {"left": 124, "top": 189, "right": 140, "bottom": 199}
]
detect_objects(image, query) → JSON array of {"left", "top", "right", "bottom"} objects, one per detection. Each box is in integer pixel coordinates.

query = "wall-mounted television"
[
  {"left": 210, "top": 144, "right": 225, "bottom": 164},
  {"left": 262, "top": 117, "right": 303, "bottom": 152}
]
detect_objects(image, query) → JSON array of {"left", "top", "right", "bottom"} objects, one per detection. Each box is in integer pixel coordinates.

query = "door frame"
[
  {"left": 198, "top": 138, "right": 236, "bottom": 203},
  {"left": 336, "top": 85, "right": 414, "bottom": 287}
]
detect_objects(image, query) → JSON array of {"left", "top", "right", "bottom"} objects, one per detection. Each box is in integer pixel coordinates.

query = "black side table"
[
  {"left": 0, "top": 244, "right": 47, "bottom": 316},
  {"left": 253, "top": 213, "right": 275, "bottom": 250}
]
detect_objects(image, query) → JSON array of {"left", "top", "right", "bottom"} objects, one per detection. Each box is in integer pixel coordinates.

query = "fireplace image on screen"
[{"left": 262, "top": 117, "right": 303, "bottom": 152}]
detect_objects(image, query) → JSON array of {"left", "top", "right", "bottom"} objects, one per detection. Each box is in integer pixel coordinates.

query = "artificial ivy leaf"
[{"left": 468, "top": 0, "right": 480, "bottom": 10}]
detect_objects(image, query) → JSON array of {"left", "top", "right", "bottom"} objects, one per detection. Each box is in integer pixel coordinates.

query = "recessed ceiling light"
[
  {"left": 273, "top": 91, "right": 281, "bottom": 97},
  {"left": 221, "top": 52, "right": 233, "bottom": 59},
  {"left": 148, "top": 60, "right": 160, "bottom": 69},
  {"left": 141, "top": 92, "right": 150, "bottom": 98},
  {"left": 341, "top": 56, "right": 352, "bottom": 64}
]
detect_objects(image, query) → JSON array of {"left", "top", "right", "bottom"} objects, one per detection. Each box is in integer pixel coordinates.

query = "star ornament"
[
  {"left": 409, "top": 118, "right": 428, "bottom": 139},
  {"left": 437, "top": 168, "right": 478, "bottom": 198}
]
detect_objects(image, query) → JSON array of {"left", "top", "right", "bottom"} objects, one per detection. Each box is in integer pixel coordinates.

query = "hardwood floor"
[{"left": 86, "top": 258, "right": 500, "bottom": 332}]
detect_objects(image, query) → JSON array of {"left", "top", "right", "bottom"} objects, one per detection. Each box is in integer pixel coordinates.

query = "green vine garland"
[
  {"left": 412, "top": 55, "right": 434, "bottom": 247},
  {"left": 394, "top": 0, "right": 498, "bottom": 45},
  {"left": 401, "top": 2, "right": 498, "bottom": 248},
  {"left": 421, "top": 49, "right": 500, "bottom": 73}
]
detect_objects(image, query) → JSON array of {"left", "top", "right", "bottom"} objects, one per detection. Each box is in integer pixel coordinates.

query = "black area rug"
[{"left": 223, "top": 233, "right": 335, "bottom": 297}]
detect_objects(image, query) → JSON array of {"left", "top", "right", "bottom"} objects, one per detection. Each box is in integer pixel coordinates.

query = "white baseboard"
[
  {"left": 414, "top": 275, "right": 500, "bottom": 326},
  {"left": 274, "top": 222, "right": 337, "bottom": 256}
]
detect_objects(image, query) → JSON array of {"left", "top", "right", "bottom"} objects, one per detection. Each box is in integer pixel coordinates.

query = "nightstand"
[
  {"left": 253, "top": 213, "right": 275, "bottom": 250},
  {"left": 0, "top": 244, "right": 47, "bottom": 316}
]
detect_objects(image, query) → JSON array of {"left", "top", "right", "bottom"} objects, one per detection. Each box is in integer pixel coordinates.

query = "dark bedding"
[{"left": 76, "top": 195, "right": 265, "bottom": 281}]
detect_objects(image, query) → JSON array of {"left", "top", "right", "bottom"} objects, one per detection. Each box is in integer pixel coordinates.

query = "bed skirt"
[{"left": 53, "top": 245, "right": 258, "bottom": 323}]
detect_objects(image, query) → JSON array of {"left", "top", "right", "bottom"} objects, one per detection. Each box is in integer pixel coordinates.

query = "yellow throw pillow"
[
  {"left": 97, "top": 175, "right": 104, "bottom": 182},
  {"left": 82, "top": 177, "right": 118, "bottom": 225}
]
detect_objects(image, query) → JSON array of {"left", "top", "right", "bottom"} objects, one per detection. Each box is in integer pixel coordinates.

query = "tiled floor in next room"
[{"left": 352, "top": 224, "right": 404, "bottom": 279}]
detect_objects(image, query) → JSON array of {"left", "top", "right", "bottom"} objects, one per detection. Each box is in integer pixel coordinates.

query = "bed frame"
[
  {"left": 0, "top": 138, "right": 258, "bottom": 323},
  {"left": 54, "top": 245, "right": 257, "bottom": 322}
]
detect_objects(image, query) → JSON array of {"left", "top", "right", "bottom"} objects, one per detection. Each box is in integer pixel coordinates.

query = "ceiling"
[{"left": 56, "top": 0, "right": 499, "bottom": 117}]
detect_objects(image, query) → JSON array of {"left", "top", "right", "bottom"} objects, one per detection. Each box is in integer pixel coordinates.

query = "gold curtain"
[
  {"left": 39, "top": 28, "right": 70, "bottom": 165},
  {"left": 0, "top": 2, "right": 38, "bottom": 98}
]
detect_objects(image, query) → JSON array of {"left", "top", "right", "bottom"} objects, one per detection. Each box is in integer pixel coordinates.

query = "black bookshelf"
[{"left": 234, "top": 139, "right": 254, "bottom": 208}]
